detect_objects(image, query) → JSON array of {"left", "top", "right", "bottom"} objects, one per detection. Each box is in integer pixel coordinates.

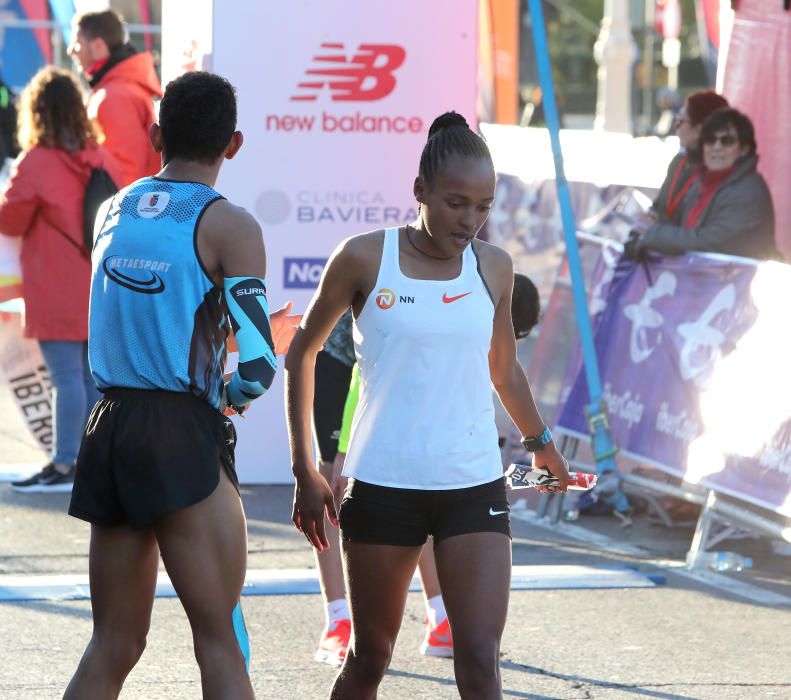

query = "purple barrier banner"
[
  {"left": 556, "top": 253, "right": 791, "bottom": 518},
  {"left": 483, "top": 173, "right": 653, "bottom": 304}
]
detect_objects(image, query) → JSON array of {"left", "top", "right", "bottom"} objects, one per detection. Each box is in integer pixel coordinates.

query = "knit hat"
[{"left": 686, "top": 90, "right": 729, "bottom": 126}]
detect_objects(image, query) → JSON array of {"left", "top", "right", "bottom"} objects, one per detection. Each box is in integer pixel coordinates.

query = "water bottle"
[{"left": 691, "top": 551, "right": 753, "bottom": 573}]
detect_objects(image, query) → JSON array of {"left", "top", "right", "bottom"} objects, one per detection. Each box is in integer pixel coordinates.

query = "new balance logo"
[{"left": 291, "top": 43, "right": 406, "bottom": 102}]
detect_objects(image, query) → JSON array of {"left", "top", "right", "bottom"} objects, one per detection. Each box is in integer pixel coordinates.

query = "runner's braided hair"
[{"left": 419, "top": 111, "right": 492, "bottom": 184}]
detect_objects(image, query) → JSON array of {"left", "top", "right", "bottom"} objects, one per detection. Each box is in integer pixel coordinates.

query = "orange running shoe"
[
  {"left": 314, "top": 618, "right": 351, "bottom": 666},
  {"left": 419, "top": 617, "right": 454, "bottom": 658}
]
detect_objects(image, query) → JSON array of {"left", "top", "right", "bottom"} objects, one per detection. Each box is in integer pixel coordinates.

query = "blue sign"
[{"left": 283, "top": 257, "right": 327, "bottom": 289}]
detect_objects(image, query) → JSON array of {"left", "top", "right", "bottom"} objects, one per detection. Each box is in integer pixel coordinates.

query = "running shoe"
[
  {"left": 314, "top": 618, "right": 351, "bottom": 666},
  {"left": 419, "top": 617, "right": 454, "bottom": 658},
  {"left": 11, "top": 463, "right": 75, "bottom": 493}
]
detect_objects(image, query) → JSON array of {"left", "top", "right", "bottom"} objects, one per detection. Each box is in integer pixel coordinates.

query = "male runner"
[{"left": 64, "top": 71, "right": 299, "bottom": 700}]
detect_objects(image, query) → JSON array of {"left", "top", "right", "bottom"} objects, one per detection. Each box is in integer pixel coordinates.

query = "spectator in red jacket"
[
  {"left": 68, "top": 8, "right": 162, "bottom": 186},
  {"left": 0, "top": 67, "right": 122, "bottom": 493}
]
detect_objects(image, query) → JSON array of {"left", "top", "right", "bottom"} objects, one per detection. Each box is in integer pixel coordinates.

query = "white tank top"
[{"left": 342, "top": 227, "right": 502, "bottom": 489}]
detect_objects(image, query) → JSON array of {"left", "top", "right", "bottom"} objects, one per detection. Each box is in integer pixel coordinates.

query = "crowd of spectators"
[
  {"left": 626, "top": 89, "right": 779, "bottom": 262},
  {"left": 0, "top": 19, "right": 783, "bottom": 498},
  {"left": 0, "top": 9, "right": 161, "bottom": 493}
]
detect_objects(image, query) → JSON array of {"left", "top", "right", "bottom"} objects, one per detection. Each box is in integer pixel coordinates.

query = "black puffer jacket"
[{"left": 640, "top": 154, "right": 780, "bottom": 261}]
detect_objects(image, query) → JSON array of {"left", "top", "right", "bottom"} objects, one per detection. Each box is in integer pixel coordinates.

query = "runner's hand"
[
  {"left": 330, "top": 452, "right": 348, "bottom": 511},
  {"left": 270, "top": 301, "right": 303, "bottom": 355},
  {"left": 292, "top": 466, "right": 336, "bottom": 551},
  {"left": 532, "top": 443, "right": 570, "bottom": 494}
]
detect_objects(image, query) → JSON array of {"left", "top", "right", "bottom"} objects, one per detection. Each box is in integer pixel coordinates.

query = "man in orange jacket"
[{"left": 68, "top": 9, "right": 162, "bottom": 187}]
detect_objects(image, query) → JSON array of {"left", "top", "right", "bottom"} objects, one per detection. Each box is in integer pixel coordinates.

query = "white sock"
[
  {"left": 326, "top": 598, "right": 350, "bottom": 624},
  {"left": 425, "top": 594, "right": 447, "bottom": 627}
]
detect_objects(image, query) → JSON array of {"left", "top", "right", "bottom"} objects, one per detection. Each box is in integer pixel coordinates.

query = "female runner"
[{"left": 286, "top": 112, "right": 569, "bottom": 700}]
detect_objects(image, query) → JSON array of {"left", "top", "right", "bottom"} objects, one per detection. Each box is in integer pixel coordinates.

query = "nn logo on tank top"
[{"left": 375, "top": 288, "right": 413, "bottom": 310}]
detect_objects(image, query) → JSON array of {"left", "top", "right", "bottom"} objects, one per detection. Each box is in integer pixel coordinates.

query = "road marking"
[
  {"left": 0, "top": 464, "right": 42, "bottom": 482},
  {"left": 511, "top": 508, "right": 791, "bottom": 607},
  {"left": 0, "top": 564, "right": 656, "bottom": 602}
]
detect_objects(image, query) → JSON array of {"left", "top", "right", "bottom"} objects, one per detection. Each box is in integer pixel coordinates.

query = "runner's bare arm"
[
  {"left": 285, "top": 232, "right": 379, "bottom": 550},
  {"left": 481, "top": 243, "right": 570, "bottom": 490},
  {"left": 198, "top": 199, "right": 266, "bottom": 283},
  {"left": 200, "top": 202, "right": 301, "bottom": 354}
]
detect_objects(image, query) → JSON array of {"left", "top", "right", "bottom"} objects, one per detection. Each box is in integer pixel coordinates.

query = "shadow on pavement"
[
  {"left": 498, "top": 659, "right": 701, "bottom": 700},
  {"left": 0, "top": 599, "right": 92, "bottom": 621},
  {"left": 385, "top": 666, "right": 552, "bottom": 699}
]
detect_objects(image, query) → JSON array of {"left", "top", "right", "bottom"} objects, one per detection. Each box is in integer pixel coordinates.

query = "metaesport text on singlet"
[
  {"left": 342, "top": 227, "right": 502, "bottom": 490},
  {"left": 88, "top": 177, "right": 230, "bottom": 409}
]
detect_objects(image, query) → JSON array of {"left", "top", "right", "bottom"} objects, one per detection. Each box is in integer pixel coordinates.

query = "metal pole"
[
  {"left": 643, "top": 0, "right": 656, "bottom": 133},
  {"left": 593, "top": 0, "right": 637, "bottom": 132},
  {"left": 526, "top": 0, "right": 628, "bottom": 513},
  {"left": 52, "top": 25, "right": 63, "bottom": 68}
]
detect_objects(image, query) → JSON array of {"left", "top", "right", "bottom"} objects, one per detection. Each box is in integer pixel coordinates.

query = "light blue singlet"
[{"left": 88, "top": 177, "right": 229, "bottom": 409}]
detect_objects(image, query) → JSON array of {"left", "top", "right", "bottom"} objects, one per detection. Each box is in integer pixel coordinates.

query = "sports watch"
[{"left": 521, "top": 426, "right": 553, "bottom": 452}]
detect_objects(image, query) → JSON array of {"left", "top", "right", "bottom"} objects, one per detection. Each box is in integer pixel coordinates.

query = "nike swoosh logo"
[
  {"left": 442, "top": 291, "right": 472, "bottom": 304},
  {"left": 489, "top": 507, "right": 508, "bottom": 516},
  {"left": 432, "top": 630, "right": 452, "bottom": 644}
]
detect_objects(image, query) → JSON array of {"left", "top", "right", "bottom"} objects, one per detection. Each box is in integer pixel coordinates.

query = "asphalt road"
[{"left": 1, "top": 382, "right": 790, "bottom": 699}]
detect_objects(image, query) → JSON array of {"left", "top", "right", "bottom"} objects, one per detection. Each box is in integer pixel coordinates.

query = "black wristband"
[{"left": 522, "top": 426, "right": 552, "bottom": 452}]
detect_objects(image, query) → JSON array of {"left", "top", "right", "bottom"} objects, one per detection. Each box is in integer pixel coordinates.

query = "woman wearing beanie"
[
  {"left": 652, "top": 90, "right": 729, "bottom": 224},
  {"left": 630, "top": 108, "right": 778, "bottom": 261}
]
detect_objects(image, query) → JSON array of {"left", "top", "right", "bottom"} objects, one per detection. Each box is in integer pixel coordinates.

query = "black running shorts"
[
  {"left": 312, "top": 351, "right": 353, "bottom": 463},
  {"left": 339, "top": 477, "right": 511, "bottom": 546},
  {"left": 69, "top": 388, "right": 238, "bottom": 529}
]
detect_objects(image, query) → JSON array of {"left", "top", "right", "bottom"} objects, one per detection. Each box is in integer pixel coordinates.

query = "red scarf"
[
  {"left": 87, "top": 56, "right": 110, "bottom": 79},
  {"left": 665, "top": 155, "right": 699, "bottom": 220},
  {"left": 685, "top": 166, "right": 736, "bottom": 227}
]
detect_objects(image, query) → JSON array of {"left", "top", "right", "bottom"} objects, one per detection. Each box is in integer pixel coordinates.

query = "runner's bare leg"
[
  {"left": 63, "top": 526, "right": 159, "bottom": 700},
  {"left": 330, "top": 542, "right": 423, "bottom": 699},
  {"left": 434, "top": 532, "right": 511, "bottom": 699},
  {"left": 155, "top": 468, "right": 255, "bottom": 700}
]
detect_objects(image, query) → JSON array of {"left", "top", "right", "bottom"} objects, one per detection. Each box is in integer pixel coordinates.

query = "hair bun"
[{"left": 428, "top": 111, "right": 469, "bottom": 139}]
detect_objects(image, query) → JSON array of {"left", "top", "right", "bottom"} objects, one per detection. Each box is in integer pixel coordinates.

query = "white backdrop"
[{"left": 162, "top": 0, "right": 479, "bottom": 482}]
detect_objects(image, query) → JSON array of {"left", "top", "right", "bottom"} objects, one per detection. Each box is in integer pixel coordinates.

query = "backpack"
[
  {"left": 48, "top": 165, "right": 119, "bottom": 259},
  {"left": 0, "top": 81, "right": 18, "bottom": 162},
  {"left": 82, "top": 167, "right": 119, "bottom": 251}
]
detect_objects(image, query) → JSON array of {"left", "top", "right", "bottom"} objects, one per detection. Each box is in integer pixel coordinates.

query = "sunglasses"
[{"left": 703, "top": 134, "right": 738, "bottom": 147}]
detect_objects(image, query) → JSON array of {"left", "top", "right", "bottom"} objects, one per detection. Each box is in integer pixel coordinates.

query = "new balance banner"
[
  {"left": 161, "top": 0, "right": 478, "bottom": 482},
  {"left": 556, "top": 252, "right": 791, "bottom": 517}
]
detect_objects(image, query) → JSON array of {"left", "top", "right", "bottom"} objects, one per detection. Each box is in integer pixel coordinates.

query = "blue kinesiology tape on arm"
[{"left": 224, "top": 276, "right": 277, "bottom": 407}]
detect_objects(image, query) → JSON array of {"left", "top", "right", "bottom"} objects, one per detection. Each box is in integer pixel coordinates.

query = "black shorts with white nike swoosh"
[{"left": 338, "top": 477, "right": 511, "bottom": 546}]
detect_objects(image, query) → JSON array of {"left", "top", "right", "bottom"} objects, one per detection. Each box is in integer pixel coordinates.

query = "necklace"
[{"left": 405, "top": 226, "right": 459, "bottom": 261}]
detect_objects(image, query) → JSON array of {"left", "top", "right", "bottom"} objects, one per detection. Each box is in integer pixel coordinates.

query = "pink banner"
[{"left": 722, "top": 0, "right": 791, "bottom": 260}]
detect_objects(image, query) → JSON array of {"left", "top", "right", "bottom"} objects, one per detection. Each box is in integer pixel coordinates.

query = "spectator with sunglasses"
[
  {"left": 626, "top": 108, "right": 779, "bottom": 261},
  {"left": 651, "top": 90, "right": 728, "bottom": 225}
]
